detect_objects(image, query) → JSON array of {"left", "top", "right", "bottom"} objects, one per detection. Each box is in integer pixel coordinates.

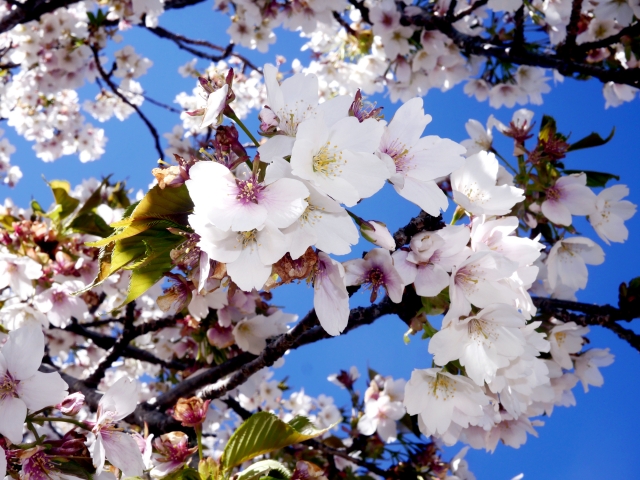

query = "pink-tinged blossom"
[
  {"left": 429, "top": 304, "right": 527, "bottom": 386},
  {"left": 450, "top": 152, "right": 525, "bottom": 216},
  {"left": 232, "top": 310, "right": 295, "bottom": 354},
  {"left": 344, "top": 248, "right": 404, "bottom": 303},
  {"left": 150, "top": 432, "right": 198, "bottom": 478},
  {"left": 0, "top": 253, "right": 42, "bottom": 300},
  {"left": 290, "top": 116, "right": 388, "bottom": 207},
  {"left": 448, "top": 251, "right": 519, "bottom": 321},
  {"left": 378, "top": 97, "right": 465, "bottom": 216},
  {"left": 33, "top": 280, "right": 89, "bottom": 327},
  {"left": 0, "top": 325, "right": 68, "bottom": 443},
  {"left": 0, "top": 446, "right": 5, "bottom": 478},
  {"left": 91, "top": 376, "right": 144, "bottom": 478},
  {"left": 357, "top": 394, "right": 406, "bottom": 443},
  {"left": 546, "top": 237, "right": 604, "bottom": 292},
  {"left": 470, "top": 216, "right": 544, "bottom": 268},
  {"left": 392, "top": 225, "right": 470, "bottom": 298},
  {"left": 199, "top": 84, "right": 228, "bottom": 129},
  {"left": 0, "top": 302, "right": 48, "bottom": 330},
  {"left": 588, "top": 184, "right": 636, "bottom": 244},
  {"left": 573, "top": 348, "right": 614, "bottom": 393},
  {"left": 186, "top": 161, "right": 309, "bottom": 232},
  {"left": 548, "top": 320, "right": 589, "bottom": 369},
  {"left": 314, "top": 252, "right": 349, "bottom": 336},
  {"left": 56, "top": 392, "right": 85, "bottom": 415},
  {"left": 191, "top": 215, "right": 289, "bottom": 292},
  {"left": 404, "top": 368, "right": 490, "bottom": 437},
  {"left": 541, "top": 173, "right": 596, "bottom": 226}
]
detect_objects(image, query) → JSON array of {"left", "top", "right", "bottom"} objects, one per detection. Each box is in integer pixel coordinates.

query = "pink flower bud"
[
  {"left": 172, "top": 397, "right": 210, "bottom": 427},
  {"left": 56, "top": 392, "right": 85, "bottom": 416}
]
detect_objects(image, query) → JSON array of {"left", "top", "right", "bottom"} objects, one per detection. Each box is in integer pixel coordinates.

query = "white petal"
[
  {"left": 0, "top": 396, "right": 27, "bottom": 443},
  {"left": 17, "top": 371, "right": 68, "bottom": 411},
  {"left": 99, "top": 376, "right": 139, "bottom": 421},
  {"left": 100, "top": 430, "right": 145, "bottom": 478},
  {"left": 3, "top": 325, "right": 44, "bottom": 380}
]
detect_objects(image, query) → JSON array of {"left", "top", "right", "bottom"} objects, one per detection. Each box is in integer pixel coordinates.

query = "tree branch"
[
  {"left": 91, "top": 46, "right": 165, "bottom": 160},
  {"left": 576, "top": 21, "right": 640, "bottom": 52}
]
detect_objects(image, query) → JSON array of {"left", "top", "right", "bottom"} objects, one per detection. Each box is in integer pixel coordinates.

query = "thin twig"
[{"left": 90, "top": 46, "right": 165, "bottom": 160}]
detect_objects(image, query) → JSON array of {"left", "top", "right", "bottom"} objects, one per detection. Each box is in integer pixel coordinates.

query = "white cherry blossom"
[
  {"left": 378, "top": 97, "right": 465, "bottom": 215},
  {"left": 344, "top": 248, "right": 405, "bottom": 303},
  {"left": 0, "top": 253, "right": 43, "bottom": 300},
  {"left": 546, "top": 237, "right": 604, "bottom": 291},
  {"left": 0, "top": 325, "right": 68, "bottom": 443},
  {"left": 450, "top": 152, "right": 525, "bottom": 216},
  {"left": 588, "top": 184, "right": 637, "bottom": 244},
  {"left": 541, "top": 173, "right": 596, "bottom": 226},
  {"left": 314, "top": 252, "right": 349, "bottom": 336},
  {"left": 232, "top": 310, "right": 295, "bottom": 354},
  {"left": 573, "top": 348, "right": 614, "bottom": 392}
]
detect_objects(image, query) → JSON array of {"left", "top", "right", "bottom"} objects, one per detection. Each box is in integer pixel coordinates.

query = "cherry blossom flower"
[
  {"left": 314, "top": 252, "right": 349, "bottom": 336},
  {"left": 186, "top": 161, "right": 309, "bottom": 232},
  {"left": 461, "top": 117, "right": 496, "bottom": 156},
  {"left": 404, "top": 368, "right": 490, "bottom": 437},
  {"left": 378, "top": 97, "right": 465, "bottom": 215},
  {"left": 150, "top": 432, "right": 198, "bottom": 478},
  {"left": 357, "top": 394, "right": 406, "bottom": 443},
  {"left": 546, "top": 237, "right": 605, "bottom": 292},
  {"left": 0, "top": 325, "right": 68, "bottom": 443},
  {"left": 573, "top": 348, "right": 614, "bottom": 392},
  {"left": 33, "top": 280, "right": 89, "bottom": 327},
  {"left": 429, "top": 304, "right": 527, "bottom": 386},
  {"left": 448, "top": 251, "right": 519, "bottom": 321},
  {"left": 588, "top": 184, "right": 637, "bottom": 244},
  {"left": 392, "top": 225, "right": 470, "bottom": 297},
  {"left": 290, "top": 116, "right": 388, "bottom": 207},
  {"left": 91, "top": 376, "right": 145, "bottom": 478},
  {"left": 0, "top": 253, "right": 42, "bottom": 300},
  {"left": 359, "top": 219, "right": 396, "bottom": 251},
  {"left": 232, "top": 310, "right": 295, "bottom": 354},
  {"left": 541, "top": 173, "right": 596, "bottom": 226},
  {"left": 548, "top": 320, "right": 589, "bottom": 369},
  {"left": 450, "top": 152, "right": 525, "bottom": 216},
  {"left": 344, "top": 248, "right": 405, "bottom": 303}
]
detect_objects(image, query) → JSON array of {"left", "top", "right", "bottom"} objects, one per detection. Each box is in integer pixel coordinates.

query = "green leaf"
[
  {"left": 562, "top": 169, "right": 620, "bottom": 188},
  {"left": 221, "top": 413, "right": 332, "bottom": 474},
  {"left": 48, "top": 179, "right": 80, "bottom": 221},
  {"left": 114, "top": 184, "right": 193, "bottom": 227},
  {"left": 236, "top": 460, "right": 292, "bottom": 480},
  {"left": 75, "top": 177, "right": 110, "bottom": 217},
  {"left": 161, "top": 467, "right": 201, "bottom": 480},
  {"left": 538, "top": 115, "right": 557, "bottom": 142},
  {"left": 69, "top": 212, "right": 114, "bottom": 238},
  {"left": 567, "top": 127, "right": 615, "bottom": 152}
]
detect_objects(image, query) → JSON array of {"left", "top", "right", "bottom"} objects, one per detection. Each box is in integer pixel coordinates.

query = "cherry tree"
[{"left": 0, "top": 1, "right": 638, "bottom": 479}]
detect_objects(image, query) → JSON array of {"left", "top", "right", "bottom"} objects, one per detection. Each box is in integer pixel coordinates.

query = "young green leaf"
[
  {"left": 235, "top": 460, "right": 292, "bottom": 480},
  {"left": 567, "top": 127, "right": 615, "bottom": 152},
  {"left": 220, "top": 412, "right": 332, "bottom": 474}
]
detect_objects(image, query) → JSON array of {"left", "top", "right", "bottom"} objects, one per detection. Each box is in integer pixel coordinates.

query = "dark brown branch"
[
  {"left": 333, "top": 11, "right": 357, "bottom": 36},
  {"left": 452, "top": 0, "right": 489, "bottom": 22},
  {"left": 91, "top": 46, "right": 165, "bottom": 160},
  {"left": 144, "top": 25, "right": 261, "bottom": 72},
  {"left": 393, "top": 211, "right": 444, "bottom": 249},
  {"left": 197, "top": 298, "right": 398, "bottom": 402},
  {"left": 512, "top": 5, "right": 525, "bottom": 50},
  {"left": 562, "top": 0, "right": 584, "bottom": 52},
  {"left": 533, "top": 296, "right": 640, "bottom": 353},
  {"left": 62, "top": 318, "right": 187, "bottom": 370},
  {"left": 305, "top": 439, "right": 390, "bottom": 477},
  {"left": 348, "top": 0, "right": 371, "bottom": 24},
  {"left": 576, "top": 21, "right": 640, "bottom": 52},
  {"left": 402, "top": 11, "right": 640, "bottom": 88}
]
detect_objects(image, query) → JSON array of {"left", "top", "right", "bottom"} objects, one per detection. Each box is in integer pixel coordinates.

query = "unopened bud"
[
  {"left": 206, "top": 325, "right": 234, "bottom": 349},
  {"left": 361, "top": 220, "right": 395, "bottom": 251},
  {"left": 172, "top": 397, "right": 210, "bottom": 427},
  {"left": 56, "top": 392, "right": 85, "bottom": 416}
]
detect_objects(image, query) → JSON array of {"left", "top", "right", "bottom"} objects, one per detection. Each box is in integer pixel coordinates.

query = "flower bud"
[
  {"left": 360, "top": 220, "right": 396, "bottom": 251},
  {"left": 206, "top": 325, "right": 234, "bottom": 349},
  {"left": 258, "top": 107, "right": 279, "bottom": 135},
  {"left": 56, "top": 392, "right": 85, "bottom": 416},
  {"left": 172, "top": 397, "right": 211, "bottom": 427}
]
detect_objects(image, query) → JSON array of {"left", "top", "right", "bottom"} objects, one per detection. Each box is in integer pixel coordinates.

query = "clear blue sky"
[{"left": 5, "top": 4, "right": 640, "bottom": 478}]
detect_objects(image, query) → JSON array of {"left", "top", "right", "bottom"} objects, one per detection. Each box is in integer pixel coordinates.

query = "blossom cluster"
[{"left": 0, "top": 62, "right": 635, "bottom": 479}]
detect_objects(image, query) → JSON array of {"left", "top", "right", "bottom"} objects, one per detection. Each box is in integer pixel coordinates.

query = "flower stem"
[
  {"left": 491, "top": 148, "right": 518, "bottom": 175},
  {"left": 195, "top": 424, "right": 203, "bottom": 460},
  {"left": 31, "top": 417, "right": 92, "bottom": 430},
  {"left": 450, "top": 205, "right": 466, "bottom": 225},
  {"left": 226, "top": 110, "right": 260, "bottom": 148}
]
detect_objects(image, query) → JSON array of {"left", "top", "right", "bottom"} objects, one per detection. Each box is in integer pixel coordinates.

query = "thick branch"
[{"left": 533, "top": 296, "right": 640, "bottom": 353}]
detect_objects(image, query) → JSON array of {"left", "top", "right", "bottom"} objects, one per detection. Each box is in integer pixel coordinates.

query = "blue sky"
[{"left": 5, "top": 4, "right": 640, "bottom": 478}]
